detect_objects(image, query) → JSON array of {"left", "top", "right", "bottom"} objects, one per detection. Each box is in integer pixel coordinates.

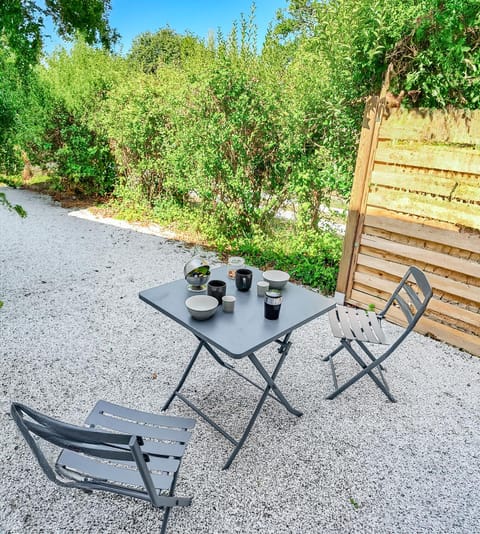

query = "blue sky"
[{"left": 43, "top": 0, "right": 289, "bottom": 54}]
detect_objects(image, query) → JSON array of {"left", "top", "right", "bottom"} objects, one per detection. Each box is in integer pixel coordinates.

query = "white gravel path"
[{"left": 1, "top": 187, "right": 479, "bottom": 534}]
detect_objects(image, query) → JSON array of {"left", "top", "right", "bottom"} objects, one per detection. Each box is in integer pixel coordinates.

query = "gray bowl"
[
  {"left": 185, "top": 295, "right": 218, "bottom": 320},
  {"left": 263, "top": 270, "right": 290, "bottom": 289}
]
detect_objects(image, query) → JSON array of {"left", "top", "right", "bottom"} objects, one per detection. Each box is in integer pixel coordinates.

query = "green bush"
[
  {"left": 36, "top": 39, "right": 125, "bottom": 194},
  {"left": 171, "top": 53, "right": 291, "bottom": 237},
  {"left": 53, "top": 121, "right": 116, "bottom": 195},
  {"left": 98, "top": 67, "right": 189, "bottom": 203},
  {"left": 230, "top": 229, "right": 343, "bottom": 294}
]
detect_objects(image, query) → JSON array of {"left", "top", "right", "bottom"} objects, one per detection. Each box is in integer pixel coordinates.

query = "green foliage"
[
  {"left": 0, "top": 0, "right": 45, "bottom": 71},
  {"left": 42, "top": 39, "right": 127, "bottom": 118},
  {"left": 44, "top": 0, "right": 119, "bottom": 49},
  {"left": 52, "top": 120, "right": 116, "bottom": 195},
  {"left": 349, "top": 497, "right": 360, "bottom": 510},
  {"left": 0, "top": 174, "right": 23, "bottom": 219},
  {"left": 98, "top": 66, "right": 189, "bottom": 202},
  {"left": 35, "top": 39, "right": 123, "bottom": 194},
  {"left": 0, "top": 53, "right": 22, "bottom": 173},
  {"left": 0, "top": 0, "right": 118, "bottom": 200},
  {"left": 275, "top": 0, "right": 480, "bottom": 108},
  {"left": 128, "top": 28, "right": 202, "bottom": 73},
  {"left": 5, "top": 0, "right": 480, "bottom": 292},
  {"left": 0, "top": 190, "right": 27, "bottom": 217},
  {"left": 232, "top": 228, "right": 343, "bottom": 294},
  {"left": 389, "top": 0, "right": 480, "bottom": 107},
  {"left": 0, "top": 0, "right": 117, "bottom": 71},
  {"left": 173, "top": 50, "right": 291, "bottom": 237}
]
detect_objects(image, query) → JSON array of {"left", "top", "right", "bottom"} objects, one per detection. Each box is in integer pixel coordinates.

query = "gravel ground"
[{"left": 1, "top": 187, "right": 479, "bottom": 534}]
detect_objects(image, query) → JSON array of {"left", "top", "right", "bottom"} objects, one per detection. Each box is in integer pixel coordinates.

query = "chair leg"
[
  {"left": 344, "top": 346, "right": 396, "bottom": 402},
  {"left": 160, "top": 507, "right": 171, "bottom": 534},
  {"left": 356, "top": 340, "right": 386, "bottom": 371},
  {"left": 322, "top": 343, "right": 344, "bottom": 361},
  {"left": 326, "top": 342, "right": 396, "bottom": 402}
]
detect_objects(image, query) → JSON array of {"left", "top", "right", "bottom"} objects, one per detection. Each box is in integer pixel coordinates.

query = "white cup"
[
  {"left": 257, "top": 280, "right": 269, "bottom": 297},
  {"left": 222, "top": 295, "right": 236, "bottom": 312}
]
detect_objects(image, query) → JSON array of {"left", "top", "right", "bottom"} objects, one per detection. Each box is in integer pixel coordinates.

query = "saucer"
[{"left": 187, "top": 284, "right": 207, "bottom": 292}]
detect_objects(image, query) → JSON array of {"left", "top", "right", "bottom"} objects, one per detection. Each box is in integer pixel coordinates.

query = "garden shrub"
[
  {"left": 98, "top": 67, "right": 189, "bottom": 203},
  {"left": 52, "top": 119, "right": 116, "bottom": 195},
  {"left": 171, "top": 53, "right": 291, "bottom": 237},
  {"left": 230, "top": 228, "right": 343, "bottom": 295}
]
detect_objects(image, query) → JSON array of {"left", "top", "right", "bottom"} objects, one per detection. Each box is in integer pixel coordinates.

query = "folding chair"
[
  {"left": 11, "top": 400, "right": 196, "bottom": 534},
  {"left": 323, "top": 266, "right": 433, "bottom": 402}
]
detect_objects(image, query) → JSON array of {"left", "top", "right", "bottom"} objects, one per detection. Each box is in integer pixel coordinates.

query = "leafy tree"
[
  {"left": 37, "top": 39, "right": 124, "bottom": 194},
  {"left": 45, "top": 0, "right": 118, "bottom": 49},
  {"left": 0, "top": 0, "right": 118, "bottom": 207},
  {"left": 274, "top": 0, "right": 480, "bottom": 107},
  {"left": 0, "top": 0, "right": 118, "bottom": 69},
  {"left": 128, "top": 27, "right": 202, "bottom": 74}
]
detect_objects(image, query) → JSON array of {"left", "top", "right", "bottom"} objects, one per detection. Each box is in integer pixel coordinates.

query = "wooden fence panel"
[{"left": 337, "top": 107, "right": 480, "bottom": 357}]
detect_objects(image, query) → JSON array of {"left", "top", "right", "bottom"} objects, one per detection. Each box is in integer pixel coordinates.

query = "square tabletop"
[{"left": 139, "top": 266, "right": 335, "bottom": 359}]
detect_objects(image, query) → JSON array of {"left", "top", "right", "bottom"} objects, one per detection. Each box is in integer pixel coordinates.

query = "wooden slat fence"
[{"left": 337, "top": 103, "right": 480, "bottom": 356}]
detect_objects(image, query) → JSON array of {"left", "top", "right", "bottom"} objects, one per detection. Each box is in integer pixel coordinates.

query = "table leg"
[
  {"left": 162, "top": 340, "right": 204, "bottom": 411},
  {"left": 248, "top": 350, "right": 302, "bottom": 417},
  {"left": 163, "top": 333, "right": 302, "bottom": 469},
  {"left": 201, "top": 340, "right": 234, "bottom": 370},
  {"left": 223, "top": 340, "right": 302, "bottom": 469}
]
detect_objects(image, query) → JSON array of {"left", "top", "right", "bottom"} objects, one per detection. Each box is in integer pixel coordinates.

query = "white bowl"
[
  {"left": 185, "top": 295, "right": 218, "bottom": 320},
  {"left": 263, "top": 270, "right": 290, "bottom": 289}
]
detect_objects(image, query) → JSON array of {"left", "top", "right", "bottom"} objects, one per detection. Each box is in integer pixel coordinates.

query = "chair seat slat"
[
  {"left": 93, "top": 400, "right": 195, "bottom": 430},
  {"left": 336, "top": 306, "right": 359, "bottom": 339},
  {"left": 57, "top": 450, "right": 174, "bottom": 491},
  {"left": 356, "top": 310, "right": 383, "bottom": 344},
  {"left": 328, "top": 309, "right": 344, "bottom": 339},
  {"left": 60, "top": 446, "right": 181, "bottom": 472},
  {"left": 86, "top": 412, "right": 193, "bottom": 444},
  {"left": 367, "top": 312, "right": 387, "bottom": 344},
  {"left": 142, "top": 439, "right": 186, "bottom": 459}
]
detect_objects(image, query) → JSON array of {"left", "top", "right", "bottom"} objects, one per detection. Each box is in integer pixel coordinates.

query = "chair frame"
[
  {"left": 324, "top": 266, "right": 433, "bottom": 402},
  {"left": 11, "top": 400, "right": 195, "bottom": 534}
]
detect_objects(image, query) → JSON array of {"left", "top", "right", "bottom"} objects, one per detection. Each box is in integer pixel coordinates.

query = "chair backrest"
[
  {"left": 379, "top": 266, "right": 433, "bottom": 335},
  {"left": 10, "top": 403, "right": 156, "bottom": 501}
]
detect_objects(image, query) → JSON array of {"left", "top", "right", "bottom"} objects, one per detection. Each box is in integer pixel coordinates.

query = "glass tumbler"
[{"left": 227, "top": 256, "right": 245, "bottom": 279}]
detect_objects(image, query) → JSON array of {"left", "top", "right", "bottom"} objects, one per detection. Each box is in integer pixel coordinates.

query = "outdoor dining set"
[{"left": 11, "top": 257, "right": 432, "bottom": 533}]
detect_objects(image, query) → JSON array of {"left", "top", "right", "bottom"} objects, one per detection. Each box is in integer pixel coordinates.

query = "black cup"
[
  {"left": 264, "top": 290, "right": 282, "bottom": 320},
  {"left": 235, "top": 268, "right": 253, "bottom": 292},
  {"left": 207, "top": 279, "right": 226, "bottom": 304}
]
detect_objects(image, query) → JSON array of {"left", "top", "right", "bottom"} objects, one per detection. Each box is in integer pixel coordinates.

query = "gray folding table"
[{"left": 140, "top": 265, "right": 334, "bottom": 469}]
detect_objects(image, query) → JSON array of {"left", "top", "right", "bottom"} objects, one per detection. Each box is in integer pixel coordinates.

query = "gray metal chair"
[
  {"left": 324, "top": 266, "right": 433, "bottom": 402},
  {"left": 11, "top": 400, "right": 196, "bottom": 534}
]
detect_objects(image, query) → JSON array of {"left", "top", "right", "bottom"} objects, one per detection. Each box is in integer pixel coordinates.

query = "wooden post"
[
  {"left": 336, "top": 67, "right": 391, "bottom": 302},
  {"left": 335, "top": 96, "right": 380, "bottom": 299}
]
